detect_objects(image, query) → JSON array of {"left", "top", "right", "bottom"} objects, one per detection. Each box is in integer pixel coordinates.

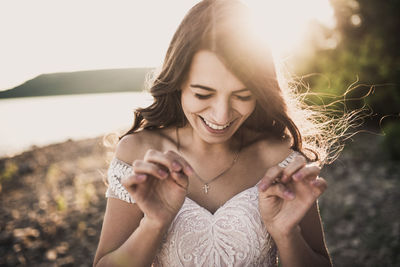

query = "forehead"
[{"left": 187, "top": 50, "right": 245, "bottom": 91}]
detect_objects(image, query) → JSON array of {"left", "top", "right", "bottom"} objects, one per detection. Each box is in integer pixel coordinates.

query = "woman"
[{"left": 94, "top": 0, "right": 333, "bottom": 266}]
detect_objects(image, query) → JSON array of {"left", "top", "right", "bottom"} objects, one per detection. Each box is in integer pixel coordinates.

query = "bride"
[{"left": 94, "top": 0, "right": 333, "bottom": 266}]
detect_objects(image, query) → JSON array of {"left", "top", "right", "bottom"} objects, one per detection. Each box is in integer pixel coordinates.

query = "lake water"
[{"left": 0, "top": 92, "right": 153, "bottom": 157}]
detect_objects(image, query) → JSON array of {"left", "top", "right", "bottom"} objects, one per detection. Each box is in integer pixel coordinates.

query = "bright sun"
[{"left": 245, "top": 0, "right": 335, "bottom": 57}]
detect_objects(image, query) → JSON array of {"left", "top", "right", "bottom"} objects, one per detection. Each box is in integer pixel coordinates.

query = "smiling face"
[{"left": 181, "top": 50, "right": 256, "bottom": 144}]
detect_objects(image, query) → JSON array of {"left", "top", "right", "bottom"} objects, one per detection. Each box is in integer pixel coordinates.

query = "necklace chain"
[{"left": 176, "top": 127, "right": 241, "bottom": 194}]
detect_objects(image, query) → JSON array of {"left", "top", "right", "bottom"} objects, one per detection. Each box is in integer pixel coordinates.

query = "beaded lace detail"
[
  {"left": 152, "top": 186, "right": 278, "bottom": 267},
  {"left": 106, "top": 158, "right": 135, "bottom": 204},
  {"left": 105, "top": 151, "right": 299, "bottom": 266}
]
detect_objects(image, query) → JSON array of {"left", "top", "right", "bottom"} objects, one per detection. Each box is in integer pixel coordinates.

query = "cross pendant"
[{"left": 203, "top": 184, "right": 210, "bottom": 194}]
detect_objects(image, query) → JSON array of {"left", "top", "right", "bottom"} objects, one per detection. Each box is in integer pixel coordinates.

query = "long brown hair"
[{"left": 120, "top": 0, "right": 338, "bottom": 162}]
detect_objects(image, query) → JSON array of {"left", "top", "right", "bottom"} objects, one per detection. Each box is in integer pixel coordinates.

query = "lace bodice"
[{"left": 105, "top": 152, "right": 298, "bottom": 266}]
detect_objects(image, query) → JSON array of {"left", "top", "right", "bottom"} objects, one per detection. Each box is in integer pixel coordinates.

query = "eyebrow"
[{"left": 190, "top": 84, "right": 250, "bottom": 93}]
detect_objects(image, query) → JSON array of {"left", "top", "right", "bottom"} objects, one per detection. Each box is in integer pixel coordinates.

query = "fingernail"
[
  {"left": 136, "top": 174, "right": 146, "bottom": 181},
  {"left": 172, "top": 161, "right": 182, "bottom": 171},
  {"left": 158, "top": 169, "right": 168, "bottom": 178},
  {"left": 284, "top": 190, "right": 295, "bottom": 199},
  {"left": 312, "top": 179, "right": 320, "bottom": 186},
  {"left": 293, "top": 172, "right": 302, "bottom": 181}
]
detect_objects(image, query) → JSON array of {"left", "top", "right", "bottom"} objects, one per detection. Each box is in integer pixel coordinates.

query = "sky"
[{"left": 0, "top": 0, "right": 334, "bottom": 91}]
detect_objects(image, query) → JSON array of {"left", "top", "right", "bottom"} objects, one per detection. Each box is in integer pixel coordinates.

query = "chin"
[{"left": 197, "top": 116, "right": 243, "bottom": 143}]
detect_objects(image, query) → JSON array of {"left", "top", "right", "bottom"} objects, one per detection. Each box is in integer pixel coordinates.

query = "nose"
[{"left": 210, "top": 97, "right": 232, "bottom": 124}]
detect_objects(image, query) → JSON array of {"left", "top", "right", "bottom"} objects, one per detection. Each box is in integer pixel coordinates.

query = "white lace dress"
[{"left": 104, "top": 153, "right": 298, "bottom": 266}]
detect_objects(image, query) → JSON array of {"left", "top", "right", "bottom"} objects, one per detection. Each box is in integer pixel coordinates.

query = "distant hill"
[{"left": 0, "top": 68, "right": 153, "bottom": 99}]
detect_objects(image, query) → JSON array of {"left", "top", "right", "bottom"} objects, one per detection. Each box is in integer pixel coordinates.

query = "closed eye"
[
  {"left": 235, "top": 95, "right": 253, "bottom": 101},
  {"left": 194, "top": 93, "right": 212, "bottom": 100}
]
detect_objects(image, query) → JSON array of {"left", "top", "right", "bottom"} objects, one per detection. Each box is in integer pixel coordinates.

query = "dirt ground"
[{"left": 0, "top": 133, "right": 399, "bottom": 266}]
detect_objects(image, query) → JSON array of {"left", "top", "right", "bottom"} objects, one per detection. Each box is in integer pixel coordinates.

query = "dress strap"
[
  {"left": 105, "top": 157, "right": 135, "bottom": 204},
  {"left": 278, "top": 150, "right": 300, "bottom": 168}
]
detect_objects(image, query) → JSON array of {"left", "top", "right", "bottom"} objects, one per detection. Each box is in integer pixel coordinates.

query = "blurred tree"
[
  {"left": 295, "top": 0, "right": 400, "bottom": 121},
  {"left": 294, "top": 0, "right": 400, "bottom": 159}
]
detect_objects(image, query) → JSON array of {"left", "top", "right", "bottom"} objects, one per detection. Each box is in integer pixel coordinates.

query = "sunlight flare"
[{"left": 245, "top": 0, "right": 335, "bottom": 58}]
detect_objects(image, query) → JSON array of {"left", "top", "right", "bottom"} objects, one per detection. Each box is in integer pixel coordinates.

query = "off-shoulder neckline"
[
  {"left": 111, "top": 157, "right": 132, "bottom": 168},
  {"left": 111, "top": 149, "right": 298, "bottom": 169},
  {"left": 110, "top": 150, "right": 299, "bottom": 215}
]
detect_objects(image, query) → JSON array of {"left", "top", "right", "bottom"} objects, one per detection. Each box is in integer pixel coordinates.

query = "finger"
[
  {"left": 309, "top": 176, "right": 328, "bottom": 197},
  {"left": 292, "top": 165, "right": 321, "bottom": 182},
  {"left": 259, "top": 183, "right": 295, "bottom": 200},
  {"left": 280, "top": 155, "right": 307, "bottom": 183},
  {"left": 122, "top": 173, "right": 147, "bottom": 188},
  {"left": 164, "top": 150, "right": 194, "bottom": 177},
  {"left": 121, "top": 173, "right": 148, "bottom": 198},
  {"left": 144, "top": 149, "right": 181, "bottom": 172},
  {"left": 258, "top": 165, "right": 283, "bottom": 192},
  {"left": 132, "top": 160, "right": 169, "bottom": 180},
  {"left": 170, "top": 171, "right": 189, "bottom": 189}
]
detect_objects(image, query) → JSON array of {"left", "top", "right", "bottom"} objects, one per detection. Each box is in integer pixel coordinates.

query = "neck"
[{"left": 177, "top": 125, "right": 242, "bottom": 156}]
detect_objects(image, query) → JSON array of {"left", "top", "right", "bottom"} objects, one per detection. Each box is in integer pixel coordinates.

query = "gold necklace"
[{"left": 176, "top": 127, "right": 241, "bottom": 194}]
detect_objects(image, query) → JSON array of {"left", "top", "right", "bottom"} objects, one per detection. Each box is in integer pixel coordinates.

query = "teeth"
[{"left": 202, "top": 117, "right": 231, "bottom": 130}]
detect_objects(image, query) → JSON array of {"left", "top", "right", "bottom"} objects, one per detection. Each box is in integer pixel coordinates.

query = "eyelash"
[
  {"left": 194, "top": 94, "right": 253, "bottom": 101},
  {"left": 236, "top": 95, "right": 252, "bottom": 101},
  {"left": 194, "top": 94, "right": 212, "bottom": 99}
]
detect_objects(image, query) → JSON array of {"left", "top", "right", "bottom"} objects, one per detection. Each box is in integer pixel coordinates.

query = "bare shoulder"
[
  {"left": 115, "top": 128, "right": 177, "bottom": 164},
  {"left": 264, "top": 138, "right": 293, "bottom": 164},
  {"left": 244, "top": 131, "right": 293, "bottom": 166}
]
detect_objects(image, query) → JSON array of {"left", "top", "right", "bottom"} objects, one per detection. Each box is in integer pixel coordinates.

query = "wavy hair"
[{"left": 118, "top": 0, "right": 356, "bottom": 164}]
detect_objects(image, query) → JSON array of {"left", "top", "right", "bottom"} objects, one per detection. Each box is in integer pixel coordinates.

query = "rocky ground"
[
  {"left": 0, "top": 133, "right": 399, "bottom": 266},
  {"left": 319, "top": 132, "right": 400, "bottom": 266}
]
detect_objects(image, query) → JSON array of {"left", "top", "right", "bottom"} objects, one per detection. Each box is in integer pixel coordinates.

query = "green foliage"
[
  {"left": 294, "top": 0, "right": 400, "bottom": 159},
  {"left": 56, "top": 195, "right": 67, "bottom": 212},
  {"left": 295, "top": 0, "right": 400, "bottom": 117},
  {"left": 0, "top": 161, "right": 18, "bottom": 184}
]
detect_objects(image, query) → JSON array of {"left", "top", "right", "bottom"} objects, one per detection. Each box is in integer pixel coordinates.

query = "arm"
[
  {"left": 273, "top": 202, "right": 332, "bottom": 267},
  {"left": 93, "top": 199, "right": 169, "bottom": 267},
  {"left": 93, "top": 134, "right": 168, "bottom": 267},
  {"left": 258, "top": 154, "right": 332, "bottom": 267},
  {"left": 93, "top": 134, "right": 193, "bottom": 267}
]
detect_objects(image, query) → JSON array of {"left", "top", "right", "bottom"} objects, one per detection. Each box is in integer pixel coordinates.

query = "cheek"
[
  {"left": 235, "top": 100, "right": 256, "bottom": 118},
  {"left": 181, "top": 92, "right": 204, "bottom": 114}
]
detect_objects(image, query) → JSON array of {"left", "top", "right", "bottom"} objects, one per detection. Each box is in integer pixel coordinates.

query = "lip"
[{"left": 199, "top": 116, "right": 235, "bottom": 134}]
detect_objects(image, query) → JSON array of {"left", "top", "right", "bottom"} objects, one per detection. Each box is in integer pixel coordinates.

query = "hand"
[
  {"left": 257, "top": 154, "right": 327, "bottom": 238},
  {"left": 121, "top": 149, "right": 194, "bottom": 228}
]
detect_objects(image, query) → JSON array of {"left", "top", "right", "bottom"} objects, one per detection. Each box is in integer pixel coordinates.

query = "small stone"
[
  {"left": 46, "top": 249, "right": 57, "bottom": 260},
  {"left": 13, "top": 227, "right": 40, "bottom": 239},
  {"left": 11, "top": 209, "right": 20, "bottom": 220},
  {"left": 57, "top": 256, "right": 75, "bottom": 266},
  {"left": 17, "top": 254, "right": 26, "bottom": 265},
  {"left": 13, "top": 243, "right": 21, "bottom": 252},
  {"left": 87, "top": 227, "right": 96, "bottom": 236},
  {"left": 56, "top": 242, "right": 69, "bottom": 255}
]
